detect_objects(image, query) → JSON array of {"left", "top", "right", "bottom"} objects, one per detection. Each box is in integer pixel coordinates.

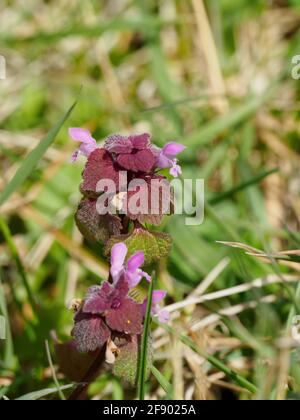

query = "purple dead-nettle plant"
[{"left": 56, "top": 128, "right": 185, "bottom": 390}]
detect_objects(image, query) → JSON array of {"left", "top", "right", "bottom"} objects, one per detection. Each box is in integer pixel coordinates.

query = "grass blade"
[
  {"left": 0, "top": 270, "right": 15, "bottom": 370},
  {"left": 16, "top": 384, "right": 74, "bottom": 400},
  {"left": 0, "top": 18, "right": 176, "bottom": 46},
  {"left": 151, "top": 365, "right": 174, "bottom": 399},
  {"left": 209, "top": 168, "right": 279, "bottom": 205},
  {"left": 45, "top": 340, "right": 66, "bottom": 400},
  {"left": 137, "top": 273, "right": 155, "bottom": 400},
  {"left": 185, "top": 88, "right": 276, "bottom": 148},
  {"left": 0, "top": 100, "right": 77, "bottom": 207},
  {"left": 0, "top": 217, "right": 37, "bottom": 317}
]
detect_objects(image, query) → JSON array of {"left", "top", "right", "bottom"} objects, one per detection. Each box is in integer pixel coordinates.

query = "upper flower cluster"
[
  {"left": 69, "top": 128, "right": 185, "bottom": 178},
  {"left": 70, "top": 128, "right": 185, "bottom": 251}
]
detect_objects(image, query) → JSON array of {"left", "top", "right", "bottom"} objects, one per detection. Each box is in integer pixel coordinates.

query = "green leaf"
[
  {"left": 112, "top": 335, "right": 152, "bottom": 386},
  {"left": 105, "top": 228, "right": 173, "bottom": 266},
  {"left": 0, "top": 100, "right": 77, "bottom": 207}
]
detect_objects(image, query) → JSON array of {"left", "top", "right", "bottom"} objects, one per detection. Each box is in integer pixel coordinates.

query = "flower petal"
[
  {"left": 71, "top": 150, "right": 80, "bottom": 163},
  {"left": 157, "top": 309, "right": 170, "bottom": 323},
  {"left": 125, "top": 270, "right": 143, "bottom": 288},
  {"left": 106, "top": 298, "right": 143, "bottom": 334},
  {"left": 72, "top": 312, "right": 110, "bottom": 353},
  {"left": 141, "top": 289, "right": 167, "bottom": 319},
  {"left": 141, "top": 271, "right": 152, "bottom": 283},
  {"left": 111, "top": 242, "right": 128, "bottom": 267},
  {"left": 69, "top": 128, "right": 95, "bottom": 144},
  {"left": 125, "top": 269, "right": 152, "bottom": 288},
  {"left": 169, "top": 162, "right": 182, "bottom": 178},
  {"left": 162, "top": 142, "right": 186, "bottom": 157},
  {"left": 110, "top": 243, "right": 127, "bottom": 283},
  {"left": 127, "top": 251, "right": 144, "bottom": 272},
  {"left": 156, "top": 152, "right": 172, "bottom": 169},
  {"left": 79, "top": 142, "right": 98, "bottom": 158},
  {"left": 152, "top": 290, "right": 167, "bottom": 305},
  {"left": 69, "top": 128, "right": 97, "bottom": 158}
]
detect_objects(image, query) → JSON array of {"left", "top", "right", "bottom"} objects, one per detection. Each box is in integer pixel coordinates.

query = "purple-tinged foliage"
[
  {"left": 81, "top": 148, "right": 120, "bottom": 197},
  {"left": 104, "top": 133, "right": 155, "bottom": 173},
  {"left": 72, "top": 311, "right": 111, "bottom": 353},
  {"left": 124, "top": 174, "right": 174, "bottom": 225},
  {"left": 72, "top": 276, "right": 144, "bottom": 353},
  {"left": 75, "top": 198, "right": 122, "bottom": 243},
  {"left": 70, "top": 129, "right": 183, "bottom": 241}
]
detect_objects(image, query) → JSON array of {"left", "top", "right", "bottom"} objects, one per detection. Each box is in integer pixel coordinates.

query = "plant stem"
[{"left": 68, "top": 346, "right": 106, "bottom": 400}]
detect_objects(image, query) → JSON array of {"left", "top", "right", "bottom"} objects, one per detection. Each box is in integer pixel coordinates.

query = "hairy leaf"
[
  {"left": 105, "top": 228, "right": 173, "bottom": 266},
  {"left": 75, "top": 198, "right": 122, "bottom": 243},
  {"left": 112, "top": 334, "right": 152, "bottom": 386}
]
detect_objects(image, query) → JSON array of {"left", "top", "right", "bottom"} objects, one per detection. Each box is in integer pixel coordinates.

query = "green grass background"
[{"left": 0, "top": 0, "right": 300, "bottom": 400}]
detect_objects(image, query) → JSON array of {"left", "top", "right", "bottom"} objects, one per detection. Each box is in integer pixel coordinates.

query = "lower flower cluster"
[{"left": 71, "top": 243, "right": 169, "bottom": 357}]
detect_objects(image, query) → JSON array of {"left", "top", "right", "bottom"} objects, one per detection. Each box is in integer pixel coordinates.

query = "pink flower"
[
  {"left": 69, "top": 128, "right": 98, "bottom": 162},
  {"left": 110, "top": 242, "right": 151, "bottom": 288},
  {"left": 156, "top": 142, "right": 186, "bottom": 178},
  {"left": 142, "top": 290, "right": 169, "bottom": 323}
]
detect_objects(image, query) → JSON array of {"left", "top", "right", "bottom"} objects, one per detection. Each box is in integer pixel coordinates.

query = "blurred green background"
[{"left": 1, "top": 0, "right": 300, "bottom": 400}]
